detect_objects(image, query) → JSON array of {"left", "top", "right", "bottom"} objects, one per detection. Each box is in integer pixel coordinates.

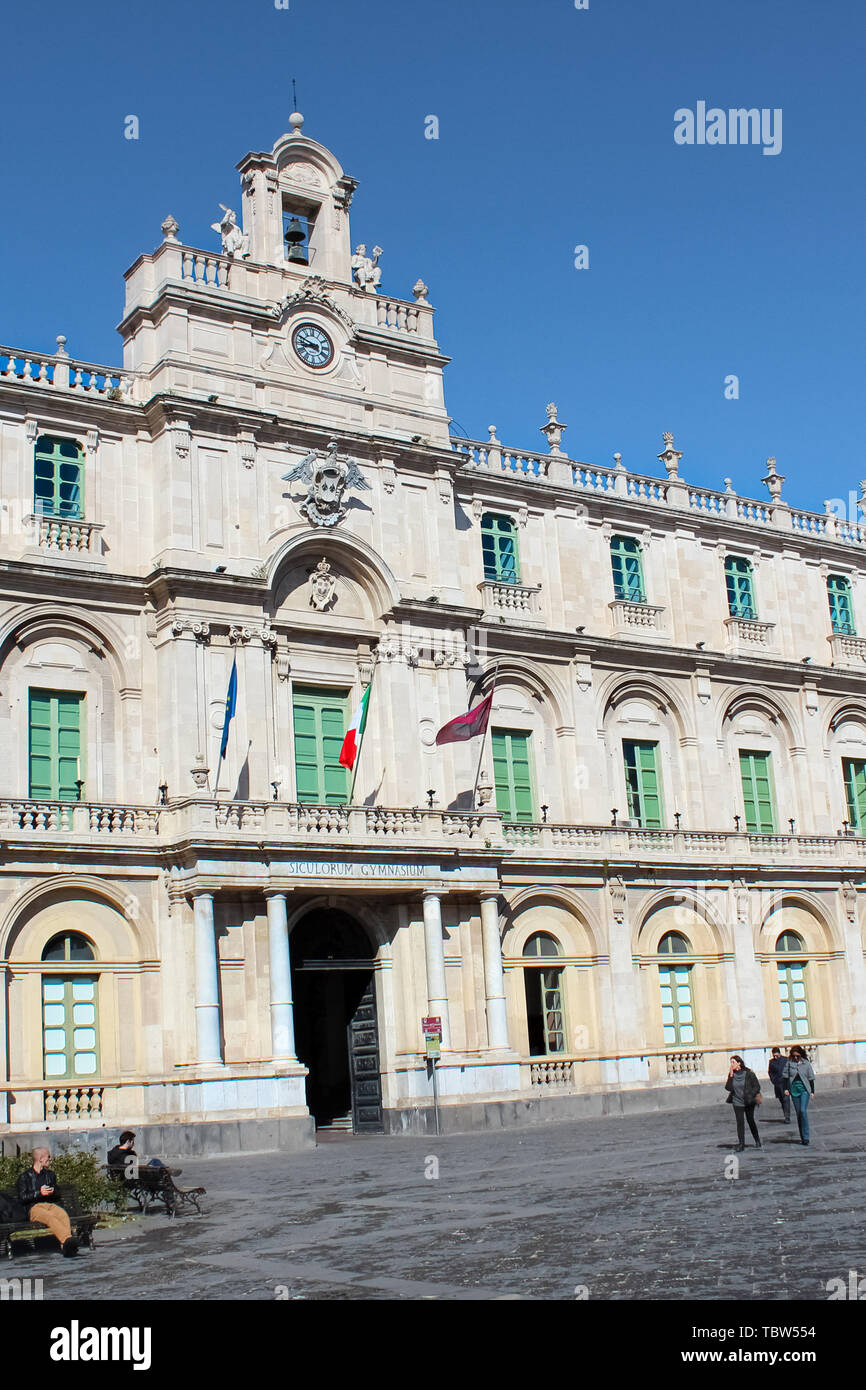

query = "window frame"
[
  {"left": 33, "top": 434, "right": 85, "bottom": 521},
  {"left": 491, "top": 727, "right": 536, "bottom": 822},
  {"left": 827, "top": 574, "right": 856, "bottom": 635},
  {"left": 739, "top": 748, "right": 777, "bottom": 834},
  {"left": 291, "top": 685, "right": 350, "bottom": 806},
  {"left": 724, "top": 555, "right": 757, "bottom": 620},
  {"left": 522, "top": 933, "right": 566, "bottom": 1056},
  {"left": 610, "top": 535, "right": 646, "bottom": 603},
  {"left": 622, "top": 739, "right": 664, "bottom": 828},
  {"left": 480, "top": 512, "right": 521, "bottom": 585}
]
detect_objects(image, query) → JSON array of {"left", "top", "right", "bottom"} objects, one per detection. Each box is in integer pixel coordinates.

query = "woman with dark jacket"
[
  {"left": 725, "top": 1054, "right": 762, "bottom": 1151},
  {"left": 784, "top": 1046, "right": 816, "bottom": 1145}
]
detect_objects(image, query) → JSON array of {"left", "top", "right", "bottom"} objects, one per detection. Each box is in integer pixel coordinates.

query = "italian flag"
[{"left": 339, "top": 685, "right": 370, "bottom": 771}]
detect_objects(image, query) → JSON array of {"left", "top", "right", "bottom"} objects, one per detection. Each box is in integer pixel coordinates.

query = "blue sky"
[{"left": 1, "top": 0, "right": 863, "bottom": 510}]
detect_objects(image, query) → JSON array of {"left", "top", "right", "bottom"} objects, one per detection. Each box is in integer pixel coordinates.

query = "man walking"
[
  {"left": 16, "top": 1147, "right": 78, "bottom": 1256},
  {"left": 768, "top": 1046, "right": 791, "bottom": 1123}
]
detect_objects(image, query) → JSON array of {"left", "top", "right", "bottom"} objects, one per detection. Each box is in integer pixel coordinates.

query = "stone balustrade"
[
  {"left": 828, "top": 633, "right": 866, "bottom": 669},
  {"left": 181, "top": 250, "right": 231, "bottom": 288},
  {"left": 2, "top": 800, "right": 865, "bottom": 865},
  {"left": 608, "top": 599, "right": 666, "bottom": 637},
  {"left": 25, "top": 513, "right": 105, "bottom": 556},
  {"left": 0, "top": 346, "right": 134, "bottom": 400},
  {"left": 529, "top": 1060, "right": 575, "bottom": 1087},
  {"left": 453, "top": 435, "right": 866, "bottom": 554},
  {"left": 724, "top": 616, "right": 776, "bottom": 654},
  {"left": 44, "top": 1086, "right": 104, "bottom": 1121},
  {"left": 479, "top": 579, "right": 542, "bottom": 619},
  {"left": 665, "top": 1051, "right": 704, "bottom": 1076}
]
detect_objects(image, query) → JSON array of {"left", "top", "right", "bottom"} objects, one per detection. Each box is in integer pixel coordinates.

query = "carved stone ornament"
[
  {"left": 171, "top": 620, "right": 210, "bottom": 644},
  {"left": 609, "top": 876, "right": 627, "bottom": 924},
  {"left": 173, "top": 423, "right": 191, "bottom": 460},
  {"left": 239, "top": 432, "right": 256, "bottom": 469},
  {"left": 278, "top": 275, "right": 355, "bottom": 331},
  {"left": 412, "top": 279, "right": 430, "bottom": 304},
  {"left": 282, "top": 439, "right": 371, "bottom": 528},
  {"left": 351, "top": 244, "right": 383, "bottom": 292},
  {"left": 229, "top": 626, "right": 253, "bottom": 645},
  {"left": 161, "top": 214, "right": 180, "bottom": 243},
  {"left": 190, "top": 754, "right": 210, "bottom": 789},
  {"left": 842, "top": 881, "right": 858, "bottom": 922},
  {"left": 309, "top": 557, "right": 337, "bottom": 611},
  {"left": 658, "top": 432, "right": 683, "bottom": 479},
  {"left": 283, "top": 161, "right": 323, "bottom": 189}
]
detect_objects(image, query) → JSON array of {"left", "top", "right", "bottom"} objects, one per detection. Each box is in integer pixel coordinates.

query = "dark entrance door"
[{"left": 291, "top": 909, "right": 384, "bottom": 1134}]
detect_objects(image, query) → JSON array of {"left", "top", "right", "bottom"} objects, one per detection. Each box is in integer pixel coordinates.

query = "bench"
[
  {"left": 113, "top": 1164, "right": 206, "bottom": 1218},
  {"left": 0, "top": 1185, "right": 98, "bottom": 1259}
]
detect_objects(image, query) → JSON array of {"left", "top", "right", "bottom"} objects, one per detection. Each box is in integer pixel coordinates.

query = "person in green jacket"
[{"left": 784, "top": 1046, "right": 816, "bottom": 1145}]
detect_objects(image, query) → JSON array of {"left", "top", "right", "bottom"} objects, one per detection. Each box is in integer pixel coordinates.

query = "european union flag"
[{"left": 219, "top": 657, "right": 237, "bottom": 761}]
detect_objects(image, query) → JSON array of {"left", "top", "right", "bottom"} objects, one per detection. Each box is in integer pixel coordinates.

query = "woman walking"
[
  {"left": 725, "top": 1054, "right": 762, "bottom": 1151},
  {"left": 784, "top": 1046, "right": 816, "bottom": 1145}
]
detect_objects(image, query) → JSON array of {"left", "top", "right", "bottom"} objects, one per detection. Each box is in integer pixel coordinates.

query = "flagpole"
[
  {"left": 472, "top": 661, "right": 498, "bottom": 810},
  {"left": 348, "top": 657, "right": 379, "bottom": 806}
]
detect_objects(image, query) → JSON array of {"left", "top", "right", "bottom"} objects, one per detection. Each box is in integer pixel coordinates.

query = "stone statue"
[
  {"left": 351, "top": 244, "right": 383, "bottom": 292},
  {"left": 282, "top": 439, "right": 372, "bottom": 528},
  {"left": 211, "top": 205, "right": 250, "bottom": 259}
]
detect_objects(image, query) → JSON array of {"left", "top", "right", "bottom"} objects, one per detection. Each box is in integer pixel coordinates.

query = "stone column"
[
  {"left": 266, "top": 892, "right": 296, "bottom": 1062},
  {"left": 193, "top": 892, "right": 222, "bottom": 1065},
  {"left": 423, "top": 891, "right": 451, "bottom": 1048},
  {"left": 480, "top": 894, "right": 509, "bottom": 1048}
]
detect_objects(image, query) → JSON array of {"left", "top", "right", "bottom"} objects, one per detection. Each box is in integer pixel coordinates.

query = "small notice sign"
[
  {"left": 422, "top": 1016, "right": 442, "bottom": 1036},
  {"left": 425, "top": 1035, "right": 441, "bottom": 1059}
]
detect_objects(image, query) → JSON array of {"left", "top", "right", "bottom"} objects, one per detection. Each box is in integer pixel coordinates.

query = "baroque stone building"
[{"left": 1, "top": 113, "right": 865, "bottom": 1153}]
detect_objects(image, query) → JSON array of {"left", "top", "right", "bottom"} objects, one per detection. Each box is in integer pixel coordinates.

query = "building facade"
[{"left": 1, "top": 113, "right": 865, "bottom": 1153}]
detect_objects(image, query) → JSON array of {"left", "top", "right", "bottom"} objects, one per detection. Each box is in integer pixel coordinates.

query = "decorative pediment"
[{"left": 278, "top": 275, "right": 355, "bottom": 332}]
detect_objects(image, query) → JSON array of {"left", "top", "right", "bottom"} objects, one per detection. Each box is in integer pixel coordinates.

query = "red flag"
[{"left": 435, "top": 690, "right": 494, "bottom": 746}]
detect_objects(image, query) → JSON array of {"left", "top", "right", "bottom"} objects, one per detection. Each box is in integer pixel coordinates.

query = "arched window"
[
  {"left": 610, "top": 536, "right": 646, "bottom": 603},
  {"left": 522, "top": 933, "right": 565, "bottom": 1055},
  {"left": 34, "top": 435, "right": 84, "bottom": 520},
  {"left": 724, "top": 556, "right": 757, "bottom": 620},
  {"left": 775, "top": 931, "right": 810, "bottom": 1040},
  {"left": 481, "top": 513, "right": 520, "bottom": 584},
  {"left": 41, "top": 932, "right": 99, "bottom": 1079},
  {"left": 827, "top": 575, "right": 855, "bottom": 635},
  {"left": 657, "top": 934, "right": 696, "bottom": 1045}
]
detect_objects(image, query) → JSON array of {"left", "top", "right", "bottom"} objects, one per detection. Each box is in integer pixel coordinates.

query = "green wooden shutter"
[
  {"left": 292, "top": 686, "right": 349, "bottom": 805},
  {"left": 777, "top": 961, "right": 810, "bottom": 1040},
  {"left": 480, "top": 513, "right": 520, "bottom": 583},
  {"left": 725, "top": 556, "right": 756, "bottom": 619},
  {"left": 739, "top": 750, "right": 776, "bottom": 833},
  {"left": 34, "top": 435, "right": 84, "bottom": 519},
  {"left": 828, "top": 575, "right": 855, "bottom": 634},
  {"left": 623, "top": 740, "right": 663, "bottom": 828},
  {"left": 491, "top": 729, "right": 535, "bottom": 821},
  {"left": 610, "top": 537, "right": 646, "bottom": 602},
  {"left": 843, "top": 758, "right": 866, "bottom": 830},
  {"left": 28, "top": 690, "right": 83, "bottom": 800}
]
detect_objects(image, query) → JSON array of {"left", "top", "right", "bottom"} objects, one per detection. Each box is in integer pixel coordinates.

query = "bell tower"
[{"left": 237, "top": 111, "right": 359, "bottom": 284}]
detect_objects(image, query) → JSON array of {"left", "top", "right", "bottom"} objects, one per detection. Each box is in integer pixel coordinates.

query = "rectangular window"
[
  {"left": 491, "top": 728, "right": 535, "bottom": 822},
  {"left": 843, "top": 758, "right": 866, "bottom": 831},
  {"left": 659, "top": 964, "right": 697, "bottom": 1046},
  {"left": 623, "top": 740, "right": 664, "bottom": 828},
  {"left": 28, "top": 690, "right": 83, "bottom": 800},
  {"left": 34, "top": 436, "right": 84, "bottom": 519},
  {"left": 524, "top": 968, "right": 565, "bottom": 1055},
  {"left": 739, "top": 750, "right": 776, "bottom": 833},
  {"left": 610, "top": 536, "right": 646, "bottom": 603},
  {"left": 777, "top": 961, "right": 810, "bottom": 1040},
  {"left": 292, "top": 686, "right": 349, "bottom": 805},
  {"left": 42, "top": 976, "right": 99, "bottom": 1079},
  {"left": 828, "top": 575, "right": 855, "bottom": 635},
  {"left": 725, "top": 556, "right": 756, "bottom": 619},
  {"left": 481, "top": 514, "right": 520, "bottom": 584}
]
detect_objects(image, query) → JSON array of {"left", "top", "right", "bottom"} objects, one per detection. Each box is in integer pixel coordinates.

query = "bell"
[{"left": 284, "top": 216, "right": 308, "bottom": 264}]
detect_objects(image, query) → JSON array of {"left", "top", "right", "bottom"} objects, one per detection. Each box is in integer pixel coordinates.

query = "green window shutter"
[
  {"left": 28, "top": 690, "right": 83, "bottom": 800},
  {"left": 491, "top": 728, "right": 535, "bottom": 822},
  {"left": 725, "top": 556, "right": 756, "bottom": 619},
  {"left": 292, "top": 686, "right": 349, "bottom": 805},
  {"left": 622, "top": 740, "right": 663, "bottom": 828},
  {"left": 828, "top": 575, "right": 855, "bottom": 635},
  {"left": 610, "top": 536, "right": 646, "bottom": 602},
  {"left": 777, "top": 961, "right": 810, "bottom": 1040},
  {"left": 43, "top": 975, "right": 99, "bottom": 1080},
  {"left": 843, "top": 758, "right": 866, "bottom": 830},
  {"left": 739, "top": 750, "right": 776, "bottom": 833},
  {"left": 34, "top": 435, "right": 84, "bottom": 519},
  {"left": 480, "top": 513, "right": 520, "bottom": 584},
  {"left": 658, "top": 964, "right": 697, "bottom": 1046}
]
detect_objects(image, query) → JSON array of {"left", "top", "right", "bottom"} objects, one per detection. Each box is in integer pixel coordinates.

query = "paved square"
[{"left": 10, "top": 1090, "right": 865, "bottom": 1301}]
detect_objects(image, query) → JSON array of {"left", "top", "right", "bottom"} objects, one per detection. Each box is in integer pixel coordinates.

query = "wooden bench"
[
  {"left": 0, "top": 1185, "right": 97, "bottom": 1259},
  {"left": 113, "top": 1164, "right": 206, "bottom": 1218}
]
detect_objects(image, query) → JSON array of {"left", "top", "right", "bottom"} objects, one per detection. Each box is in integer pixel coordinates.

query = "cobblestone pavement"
[{"left": 10, "top": 1090, "right": 866, "bottom": 1301}]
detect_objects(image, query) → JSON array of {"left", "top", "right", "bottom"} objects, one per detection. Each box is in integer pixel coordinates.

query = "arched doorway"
[{"left": 290, "top": 909, "right": 383, "bottom": 1133}]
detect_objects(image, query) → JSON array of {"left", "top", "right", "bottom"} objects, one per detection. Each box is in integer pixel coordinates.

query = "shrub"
[{"left": 0, "top": 1147, "right": 126, "bottom": 1214}]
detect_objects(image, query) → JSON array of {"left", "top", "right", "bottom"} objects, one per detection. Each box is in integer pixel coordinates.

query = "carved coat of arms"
[{"left": 282, "top": 439, "right": 371, "bottom": 527}]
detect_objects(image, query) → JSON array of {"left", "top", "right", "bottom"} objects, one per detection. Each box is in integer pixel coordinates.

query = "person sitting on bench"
[
  {"left": 16, "top": 1147, "right": 78, "bottom": 1257},
  {"left": 107, "top": 1131, "right": 138, "bottom": 1179}
]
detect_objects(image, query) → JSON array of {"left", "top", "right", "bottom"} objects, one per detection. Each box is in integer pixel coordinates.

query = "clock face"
[{"left": 292, "top": 322, "right": 334, "bottom": 368}]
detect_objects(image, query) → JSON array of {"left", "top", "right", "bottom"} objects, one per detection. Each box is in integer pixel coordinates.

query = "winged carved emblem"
[{"left": 282, "top": 439, "right": 371, "bottom": 528}]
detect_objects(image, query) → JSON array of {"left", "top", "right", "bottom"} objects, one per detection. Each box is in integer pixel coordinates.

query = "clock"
[{"left": 292, "top": 322, "right": 334, "bottom": 368}]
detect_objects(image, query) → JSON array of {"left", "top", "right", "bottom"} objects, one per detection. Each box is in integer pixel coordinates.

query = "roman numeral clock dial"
[{"left": 292, "top": 322, "right": 334, "bottom": 368}]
